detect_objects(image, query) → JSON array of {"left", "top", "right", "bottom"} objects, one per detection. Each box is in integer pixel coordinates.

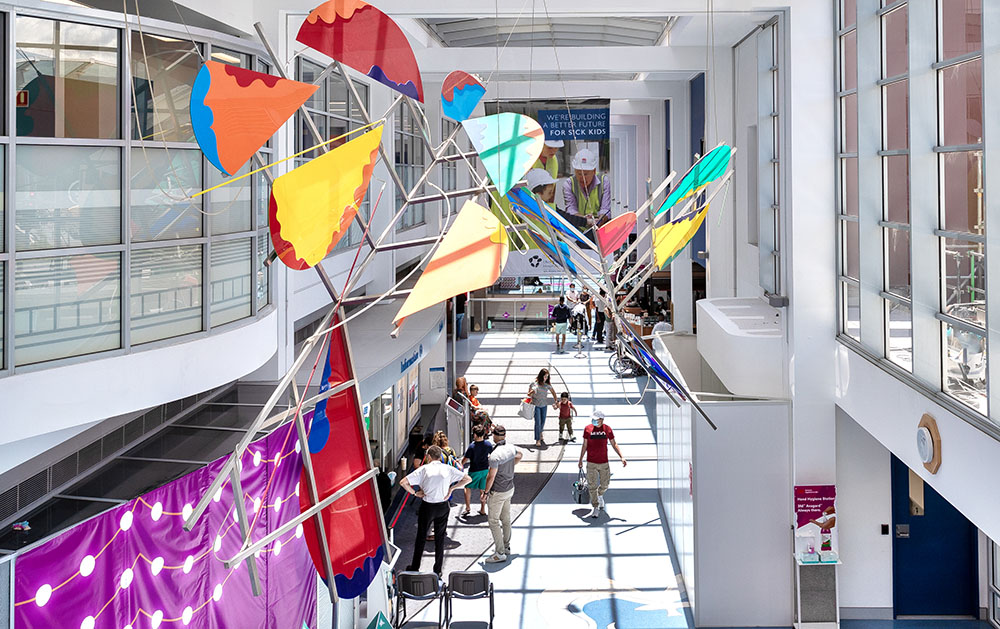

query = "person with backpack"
[
  {"left": 552, "top": 296, "right": 572, "bottom": 353},
  {"left": 460, "top": 424, "right": 494, "bottom": 516},
  {"left": 557, "top": 392, "right": 577, "bottom": 443}
]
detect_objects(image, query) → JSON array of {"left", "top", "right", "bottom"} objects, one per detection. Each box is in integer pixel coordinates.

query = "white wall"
[{"left": 835, "top": 407, "right": 893, "bottom": 616}]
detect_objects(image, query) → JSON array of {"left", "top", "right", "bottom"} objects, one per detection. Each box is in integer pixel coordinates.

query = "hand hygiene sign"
[{"left": 538, "top": 108, "right": 610, "bottom": 140}]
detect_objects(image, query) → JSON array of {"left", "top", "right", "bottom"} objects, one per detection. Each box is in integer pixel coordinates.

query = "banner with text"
[
  {"left": 538, "top": 108, "right": 610, "bottom": 140},
  {"left": 793, "top": 484, "right": 839, "bottom": 562}
]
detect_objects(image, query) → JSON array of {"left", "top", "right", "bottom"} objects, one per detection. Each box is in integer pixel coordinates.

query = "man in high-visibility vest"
[
  {"left": 534, "top": 140, "right": 563, "bottom": 179},
  {"left": 562, "top": 148, "right": 611, "bottom": 229}
]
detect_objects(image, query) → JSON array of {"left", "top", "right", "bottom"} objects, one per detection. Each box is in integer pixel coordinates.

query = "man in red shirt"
[{"left": 577, "top": 410, "right": 627, "bottom": 518}]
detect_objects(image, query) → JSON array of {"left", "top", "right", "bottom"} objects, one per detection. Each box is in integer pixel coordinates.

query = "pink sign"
[{"left": 794, "top": 485, "right": 836, "bottom": 529}]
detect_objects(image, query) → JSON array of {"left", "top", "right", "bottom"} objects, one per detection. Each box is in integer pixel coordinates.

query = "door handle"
[{"left": 895, "top": 524, "right": 910, "bottom": 539}]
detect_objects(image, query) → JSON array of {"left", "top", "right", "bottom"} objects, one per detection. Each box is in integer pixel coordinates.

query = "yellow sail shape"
[
  {"left": 653, "top": 204, "right": 709, "bottom": 270},
  {"left": 394, "top": 201, "right": 509, "bottom": 324}
]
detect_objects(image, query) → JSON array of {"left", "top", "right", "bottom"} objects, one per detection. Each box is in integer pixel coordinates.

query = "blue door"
[{"left": 891, "top": 455, "right": 978, "bottom": 617}]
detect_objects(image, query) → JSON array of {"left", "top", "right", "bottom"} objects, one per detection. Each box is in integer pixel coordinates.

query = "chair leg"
[{"left": 489, "top": 591, "right": 495, "bottom": 629}]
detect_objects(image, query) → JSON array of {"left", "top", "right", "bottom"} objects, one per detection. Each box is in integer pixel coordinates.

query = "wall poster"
[{"left": 793, "top": 485, "right": 839, "bottom": 563}]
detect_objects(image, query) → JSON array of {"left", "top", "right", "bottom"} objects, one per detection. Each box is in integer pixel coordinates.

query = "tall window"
[
  {"left": 295, "top": 59, "right": 371, "bottom": 251},
  {"left": 1, "top": 16, "right": 269, "bottom": 371},
  {"left": 838, "top": 0, "right": 860, "bottom": 341},
  {"left": 441, "top": 119, "right": 459, "bottom": 218},
  {"left": 936, "top": 0, "right": 984, "bottom": 413},
  {"left": 881, "top": 2, "right": 912, "bottom": 371},
  {"left": 395, "top": 102, "right": 428, "bottom": 230}
]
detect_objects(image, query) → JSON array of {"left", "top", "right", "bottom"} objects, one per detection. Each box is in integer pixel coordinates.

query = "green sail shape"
[{"left": 655, "top": 144, "right": 732, "bottom": 217}]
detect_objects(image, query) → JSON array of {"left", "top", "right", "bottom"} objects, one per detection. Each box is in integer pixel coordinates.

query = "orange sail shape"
[
  {"left": 191, "top": 60, "right": 318, "bottom": 176},
  {"left": 393, "top": 201, "right": 509, "bottom": 324},
  {"left": 269, "top": 127, "right": 383, "bottom": 270},
  {"left": 596, "top": 211, "right": 637, "bottom": 256}
]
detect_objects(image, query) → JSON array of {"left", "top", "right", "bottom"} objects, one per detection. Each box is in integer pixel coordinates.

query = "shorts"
[
  {"left": 467, "top": 469, "right": 490, "bottom": 490},
  {"left": 555, "top": 322, "right": 569, "bottom": 334}
]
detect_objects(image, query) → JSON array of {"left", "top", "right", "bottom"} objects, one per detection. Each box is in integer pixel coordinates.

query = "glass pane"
[
  {"left": 256, "top": 229, "right": 270, "bottom": 310},
  {"left": 298, "top": 113, "right": 327, "bottom": 159},
  {"left": 14, "top": 253, "right": 121, "bottom": 365},
  {"left": 15, "top": 17, "right": 118, "bottom": 139},
  {"left": 940, "top": 0, "right": 982, "bottom": 61},
  {"left": 255, "top": 154, "right": 270, "bottom": 230},
  {"left": 943, "top": 238, "right": 985, "bottom": 326},
  {"left": 943, "top": 322, "right": 986, "bottom": 414},
  {"left": 841, "top": 93, "right": 857, "bottom": 153},
  {"left": 841, "top": 157, "right": 858, "bottom": 216},
  {"left": 883, "top": 6, "right": 908, "bottom": 78},
  {"left": 329, "top": 74, "right": 349, "bottom": 117},
  {"left": 299, "top": 59, "right": 326, "bottom": 110},
  {"left": 885, "top": 155, "right": 910, "bottom": 223},
  {"left": 941, "top": 151, "right": 984, "bottom": 234},
  {"left": 0, "top": 262, "right": 4, "bottom": 362},
  {"left": 130, "top": 32, "right": 200, "bottom": 143},
  {"left": 130, "top": 245, "right": 202, "bottom": 344},
  {"left": 208, "top": 162, "right": 251, "bottom": 235},
  {"left": 209, "top": 47, "right": 250, "bottom": 68},
  {"left": 907, "top": 468, "right": 925, "bottom": 515},
  {"left": 886, "top": 228, "right": 911, "bottom": 298},
  {"left": 940, "top": 59, "right": 983, "bottom": 146},
  {"left": 329, "top": 117, "right": 350, "bottom": 148},
  {"left": 883, "top": 79, "right": 908, "bottom": 150},
  {"left": 842, "top": 0, "right": 857, "bottom": 28},
  {"left": 210, "top": 238, "right": 251, "bottom": 326},
  {"left": 843, "top": 219, "right": 859, "bottom": 280},
  {"left": 841, "top": 30, "right": 857, "bottom": 91},
  {"left": 130, "top": 148, "right": 202, "bottom": 241},
  {"left": 351, "top": 81, "right": 369, "bottom": 121},
  {"left": 843, "top": 282, "right": 860, "bottom": 341},
  {"left": 16, "top": 146, "right": 120, "bottom": 250},
  {"left": 887, "top": 301, "right": 912, "bottom": 371}
]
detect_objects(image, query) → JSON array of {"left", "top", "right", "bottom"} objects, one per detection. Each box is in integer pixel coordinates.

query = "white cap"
[
  {"left": 544, "top": 139, "right": 564, "bottom": 148},
  {"left": 525, "top": 168, "right": 556, "bottom": 191},
  {"left": 572, "top": 148, "right": 599, "bottom": 171},
  {"left": 592, "top": 409, "right": 605, "bottom": 420}
]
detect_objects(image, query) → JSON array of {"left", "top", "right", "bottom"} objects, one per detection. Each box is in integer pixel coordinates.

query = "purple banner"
[{"left": 14, "top": 426, "right": 316, "bottom": 628}]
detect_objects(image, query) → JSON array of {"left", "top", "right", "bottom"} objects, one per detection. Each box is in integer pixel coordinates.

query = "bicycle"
[{"left": 608, "top": 337, "right": 645, "bottom": 378}]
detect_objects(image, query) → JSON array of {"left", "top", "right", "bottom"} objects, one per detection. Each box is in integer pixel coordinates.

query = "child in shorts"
[
  {"left": 461, "top": 425, "right": 494, "bottom": 516},
  {"left": 558, "top": 392, "right": 577, "bottom": 442}
]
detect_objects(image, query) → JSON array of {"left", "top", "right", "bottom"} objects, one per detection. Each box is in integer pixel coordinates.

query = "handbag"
[
  {"left": 573, "top": 469, "right": 589, "bottom": 504},
  {"left": 518, "top": 397, "right": 535, "bottom": 420}
]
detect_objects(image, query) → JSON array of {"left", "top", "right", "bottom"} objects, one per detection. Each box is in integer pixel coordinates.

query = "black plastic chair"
[
  {"left": 446, "top": 571, "right": 494, "bottom": 628},
  {"left": 395, "top": 571, "right": 446, "bottom": 628}
]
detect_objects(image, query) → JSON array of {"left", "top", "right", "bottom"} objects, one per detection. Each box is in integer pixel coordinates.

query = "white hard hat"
[
  {"left": 544, "top": 139, "right": 564, "bottom": 148},
  {"left": 572, "top": 148, "right": 599, "bottom": 171},
  {"left": 525, "top": 168, "right": 556, "bottom": 190},
  {"left": 592, "top": 409, "right": 605, "bottom": 420}
]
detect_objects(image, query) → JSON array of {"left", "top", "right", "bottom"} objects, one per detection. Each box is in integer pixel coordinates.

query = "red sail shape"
[
  {"left": 296, "top": 0, "right": 424, "bottom": 102},
  {"left": 299, "top": 314, "right": 384, "bottom": 598}
]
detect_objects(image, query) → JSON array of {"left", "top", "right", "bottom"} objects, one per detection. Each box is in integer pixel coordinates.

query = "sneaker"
[
  {"left": 485, "top": 553, "right": 508, "bottom": 563},
  {"left": 587, "top": 507, "right": 600, "bottom": 518},
  {"left": 598, "top": 495, "right": 606, "bottom": 510},
  {"left": 570, "top": 436, "right": 577, "bottom": 442}
]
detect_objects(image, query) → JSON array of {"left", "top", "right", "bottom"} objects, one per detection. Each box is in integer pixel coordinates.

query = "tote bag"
[{"left": 518, "top": 397, "right": 535, "bottom": 420}]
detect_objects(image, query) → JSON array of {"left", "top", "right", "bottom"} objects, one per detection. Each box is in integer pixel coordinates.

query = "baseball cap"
[
  {"left": 572, "top": 148, "right": 598, "bottom": 171},
  {"left": 592, "top": 410, "right": 605, "bottom": 420},
  {"left": 544, "top": 139, "right": 565, "bottom": 148},
  {"left": 525, "top": 168, "right": 556, "bottom": 191}
]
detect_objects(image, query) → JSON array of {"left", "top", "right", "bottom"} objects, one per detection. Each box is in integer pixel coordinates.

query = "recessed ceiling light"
[{"left": 211, "top": 51, "right": 243, "bottom": 64}]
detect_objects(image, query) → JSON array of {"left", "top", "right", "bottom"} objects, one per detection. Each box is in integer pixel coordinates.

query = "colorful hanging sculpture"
[
  {"left": 527, "top": 230, "right": 577, "bottom": 275},
  {"left": 393, "top": 201, "right": 509, "bottom": 325},
  {"left": 505, "top": 186, "right": 593, "bottom": 248},
  {"left": 441, "top": 71, "right": 486, "bottom": 122},
  {"left": 269, "top": 127, "right": 383, "bottom": 270},
  {"left": 596, "top": 211, "right": 637, "bottom": 256},
  {"left": 653, "top": 204, "right": 710, "bottom": 270},
  {"left": 300, "top": 317, "right": 385, "bottom": 599},
  {"left": 463, "top": 113, "right": 545, "bottom": 196},
  {"left": 191, "top": 61, "right": 318, "bottom": 177},
  {"left": 654, "top": 144, "right": 732, "bottom": 218},
  {"left": 296, "top": 0, "right": 424, "bottom": 101}
]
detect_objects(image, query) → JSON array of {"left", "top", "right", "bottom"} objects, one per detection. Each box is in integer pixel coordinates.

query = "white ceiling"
[{"left": 423, "top": 17, "right": 675, "bottom": 48}]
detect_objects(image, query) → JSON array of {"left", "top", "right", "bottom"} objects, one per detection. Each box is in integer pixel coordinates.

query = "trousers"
[
  {"left": 487, "top": 488, "right": 514, "bottom": 555},
  {"left": 586, "top": 462, "right": 611, "bottom": 507},
  {"left": 533, "top": 404, "right": 548, "bottom": 441},
  {"left": 558, "top": 416, "right": 574, "bottom": 437},
  {"left": 408, "top": 499, "right": 450, "bottom": 574}
]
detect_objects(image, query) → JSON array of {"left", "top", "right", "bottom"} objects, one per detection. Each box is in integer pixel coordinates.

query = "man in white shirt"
[
  {"left": 401, "top": 445, "right": 472, "bottom": 575},
  {"left": 565, "top": 282, "right": 580, "bottom": 305}
]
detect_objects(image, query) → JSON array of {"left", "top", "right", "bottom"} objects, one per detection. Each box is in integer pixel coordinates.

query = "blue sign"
[
  {"left": 400, "top": 344, "right": 423, "bottom": 374},
  {"left": 537, "top": 108, "right": 610, "bottom": 140}
]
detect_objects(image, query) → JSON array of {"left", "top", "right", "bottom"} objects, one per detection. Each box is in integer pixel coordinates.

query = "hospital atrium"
[{"left": 0, "top": 0, "right": 996, "bottom": 627}]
